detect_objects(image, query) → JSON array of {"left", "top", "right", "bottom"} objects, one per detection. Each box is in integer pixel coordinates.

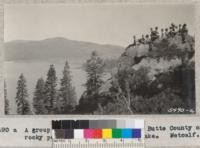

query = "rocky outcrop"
[{"left": 96, "top": 33, "right": 195, "bottom": 114}]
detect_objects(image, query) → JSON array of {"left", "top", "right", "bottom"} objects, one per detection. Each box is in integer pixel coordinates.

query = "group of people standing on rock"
[{"left": 130, "top": 23, "right": 189, "bottom": 51}]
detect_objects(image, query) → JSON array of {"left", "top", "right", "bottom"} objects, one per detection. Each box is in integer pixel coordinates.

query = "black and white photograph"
[{"left": 4, "top": 3, "right": 195, "bottom": 115}]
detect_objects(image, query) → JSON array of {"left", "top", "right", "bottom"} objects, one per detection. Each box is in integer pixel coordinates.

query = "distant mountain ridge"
[{"left": 4, "top": 37, "right": 124, "bottom": 62}]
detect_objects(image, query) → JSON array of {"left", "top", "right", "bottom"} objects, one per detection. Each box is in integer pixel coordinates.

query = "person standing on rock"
[
  {"left": 145, "top": 34, "right": 150, "bottom": 44},
  {"left": 125, "top": 35, "right": 137, "bottom": 50},
  {"left": 171, "top": 23, "right": 177, "bottom": 37},
  {"left": 178, "top": 24, "right": 182, "bottom": 35},
  {"left": 150, "top": 28, "right": 154, "bottom": 41},
  {"left": 133, "top": 35, "right": 137, "bottom": 46},
  {"left": 169, "top": 26, "right": 173, "bottom": 37},
  {"left": 146, "top": 34, "right": 152, "bottom": 51},
  {"left": 181, "top": 24, "right": 188, "bottom": 43},
  {"left": 175, "top": 25, "right": 178, "bottom": 34},
  {"left": 171, "top": 23, "right": 176, "bottom": 30},
  {"left": 165, "top": 28, "right": 169, "bottom": 38},
  {"left": 161, "top": 28, "right": 164, "bottom": 39},
  {"left": 155, "top": 27, "right": 159, "bottom": 39},
  {"left": 141, "top": 35, "right": 145, "bottom": 44}
]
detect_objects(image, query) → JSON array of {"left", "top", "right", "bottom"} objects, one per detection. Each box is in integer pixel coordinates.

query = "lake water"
[{"left": 5, "top": 60, "right": 88, "bottom": 114}]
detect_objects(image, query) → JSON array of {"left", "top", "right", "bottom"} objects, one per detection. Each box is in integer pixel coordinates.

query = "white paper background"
[{"left": 0, "top": 0, "right": 200, "bottom": 148}]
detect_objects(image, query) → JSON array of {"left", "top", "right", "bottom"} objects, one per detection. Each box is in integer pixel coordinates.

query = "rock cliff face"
[
  {"left": 97, "top": 33, "right": 194, "bottom": 114},
  {"left": 77, "top": 33, "right": 195, "bottom": 114}
]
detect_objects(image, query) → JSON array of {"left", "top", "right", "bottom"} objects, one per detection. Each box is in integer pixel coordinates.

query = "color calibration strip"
[
  {"left": 52, "top": 119, "right": 144, "bottom": 139},
  {"left": 52, "top": 120, "right": 144, "bottom": 148}
]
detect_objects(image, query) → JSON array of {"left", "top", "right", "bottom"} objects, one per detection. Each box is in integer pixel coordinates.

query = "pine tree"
[
  {"left": 4, "top": 81, "right": 9, "bottom": 115},
  {"left": 33, "top": 78, "right": 45, "bottom": 114},
  {"left": 44, "top": 65, "right": 58, "bottom": 114},
  {"left": 77, "top": 51, "right": 105, "bottom": 113},
  {"left": 85, "top": 51, "right": 105, "bottom": 95},
  {"left": 59, "top": 60, "right": 77, "bottom": 113},
  {"left": 15, "top": 74, "right": 31, "bottom": 115}
]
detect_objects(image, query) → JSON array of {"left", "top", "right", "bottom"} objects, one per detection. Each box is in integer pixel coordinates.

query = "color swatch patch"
[
  {"left": 112, "top": 129, "right": 122, "bottom": 138},
  {"left": 122, "top": 129, "right": 132, "bottom": 138},
  {"left": 93, "top": 129, "right": 102, "bottom": 138},
  {"left": 102, "top": 129, "right": 112, "bottom": 139}
]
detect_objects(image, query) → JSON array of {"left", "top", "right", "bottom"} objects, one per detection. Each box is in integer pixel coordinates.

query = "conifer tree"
[
  {"left": 44, "top": 65, "right": 57, "bottom": 114},
  {"left": 85, "top": 51, "right": 105, "bottom": 95},
  {"left": 33, "top": 78, "right": 45, "bottom": 114},
  {"left": 4, "top": 81, "right": 9, "bottom": 115},
  {"left": 59, "top": 60, "right": 77, "bottom": 113},
  {"left": 77, "top": 51, "right": 105, "bottom": 113},
  {"left": 15, "top": 74, "right": 31, "bottom": 115}
]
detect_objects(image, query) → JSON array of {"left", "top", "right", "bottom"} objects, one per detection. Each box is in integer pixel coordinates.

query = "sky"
[{"left": 4, "top": 3, "right": 195, "bottom": 46}]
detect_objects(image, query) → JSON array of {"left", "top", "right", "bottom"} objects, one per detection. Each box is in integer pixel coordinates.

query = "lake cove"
[{"left": 169, "top": 126, "right": 193, "bottom": 132}]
